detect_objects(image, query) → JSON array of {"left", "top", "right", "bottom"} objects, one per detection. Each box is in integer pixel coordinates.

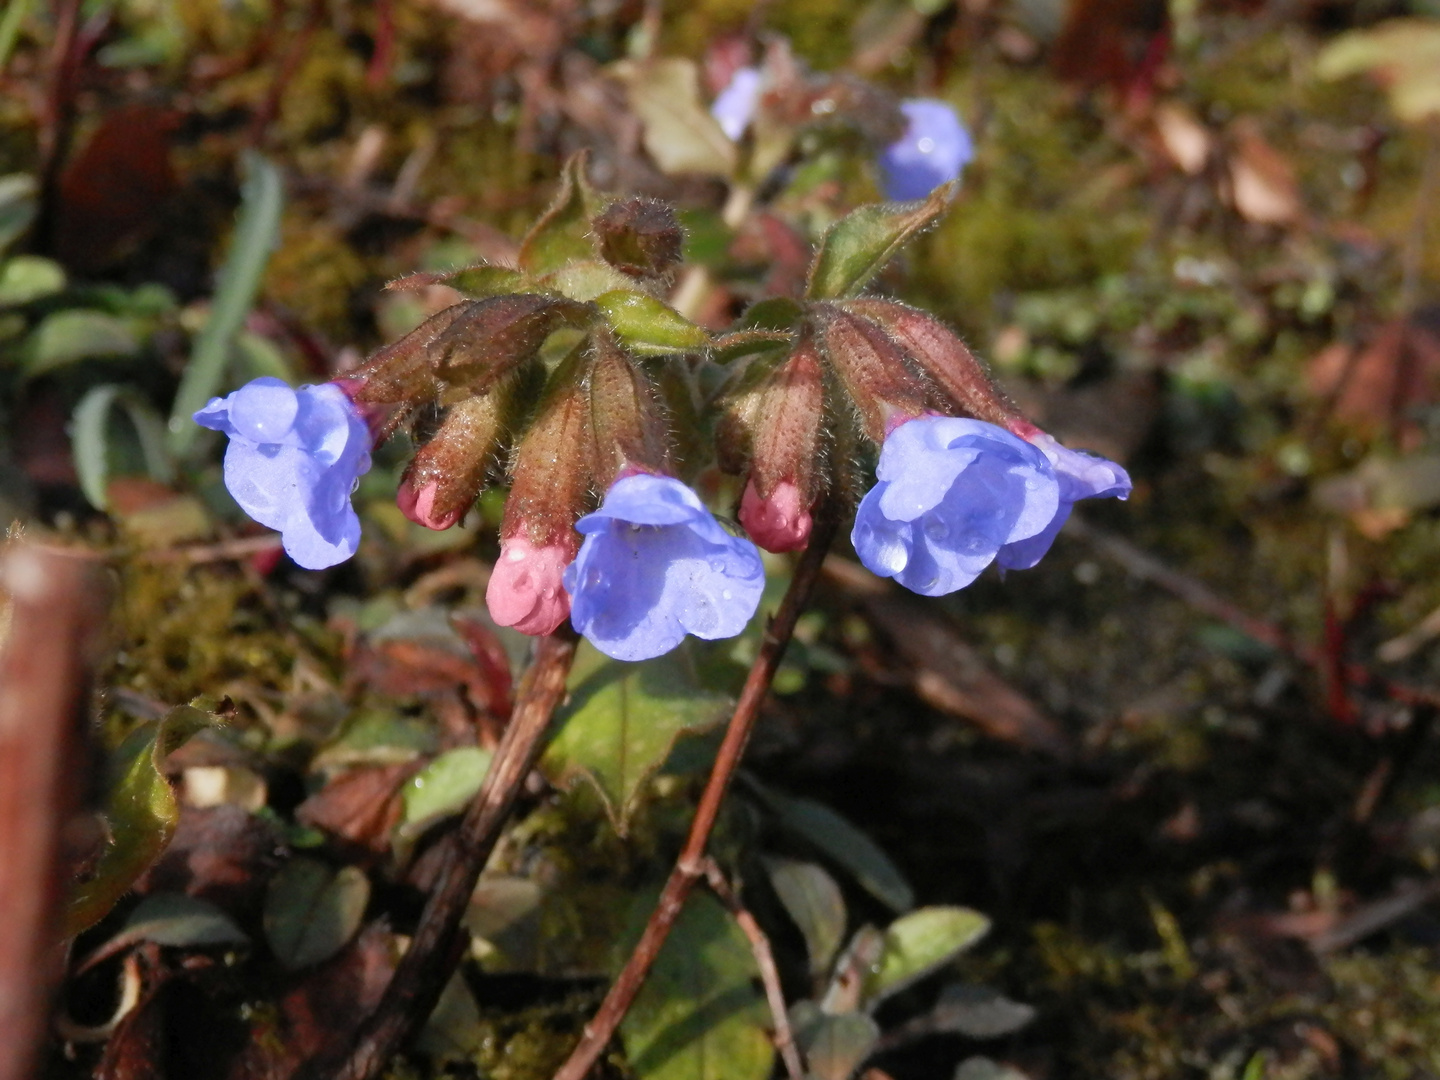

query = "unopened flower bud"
[
  {"left": 723, "top": 330, "right": 824, "bottom": 552},
  {"left": 397, "top": 390, "right": 509, "bottom": 531},
  {"left": 434, "top": 293, "right": 592, "bottom": 393},
  {"left": 587, "top": 328, "right": 670, "bottom": 486},
  {"left": 486, "top": 532, "right": 577, "bottom": 636},
  {"left": 487, "top": 350, "right": 593, "bottom": 636},
  {"left": 592, "top": 198, "right": 684, "bottom": 280},
  {"left": 348, "top": 303, "right": 472, "bottom": 404},
  {"left": 842, "top": 300, "right": 1015, "bottom": 426},
  {"left": 814, "top": 305, "right": 931, "bottom": 441},
  {"left": 740, "top": 478, "right": 811, "bottom": 552}
]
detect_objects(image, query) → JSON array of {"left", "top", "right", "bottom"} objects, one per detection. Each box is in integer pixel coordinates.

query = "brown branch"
[
  {"left": 698, "top": 858, "right": 805, "bottom": 1080},
  {"left": 0, "top": 546, "right": 107, "bottom": 1080},
  {"left": 1066, "top": 516, "right": 1440, "bottom": 712},
  {"left": 331, "top": 627, "right": 579, "bottom": 1080},
  {"left": 552, "top": 504, "right": 840, "bottom": 1080}
]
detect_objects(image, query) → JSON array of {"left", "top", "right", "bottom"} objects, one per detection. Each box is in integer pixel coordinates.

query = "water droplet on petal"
[
  {"left": 923, "top": 517, "right": 948, "bottom": 541},
  {"left": 721, "top": 589, "right": 732, "bottom": 601}
]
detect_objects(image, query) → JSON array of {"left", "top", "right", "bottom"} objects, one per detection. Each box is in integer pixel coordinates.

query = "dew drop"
[
  {"left": 710, "top": 560, "right": 725, "bottom": 573},
  {"left": 923, "top": 518, "right": 948, "bottom": 541},
  {"left": 721, "top": 589, "right": 732, "bottom": 601}
]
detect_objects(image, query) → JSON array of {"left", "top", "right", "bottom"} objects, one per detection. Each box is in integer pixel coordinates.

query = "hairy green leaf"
[
  {"left": 541, "top": 643, "right": 732, "bottom": 833},
  {"left": 595, "top": 289, "right": 710, "bottom": 355},
  {"left": 863, "top": 906, "right": 991, "bottom": 1006},
  {"left": 0, "top": 255, "right": 64, "bottom": 306},
  {"left": 765, "top": 857, "right": 847, "bottom": 977},
  {"left": 72, "top": 384, "right": 176, "bottom": 511},
  {"left": 805, "top": 182, "right": 958, "bottom": 300},
  {"left": 23, "top": 309, "right": 139, "bottom": 376},
  {"left": 66, "top": 705, "right": 211, "bottom": 935},
  {"left": 790, "top": 1004, "right": 880, "bottom": 1080},
  {"left": 399, "top": 746, "right": 493, "bottom": 836},
  {"left": 621, "top": 891, "right": 773, "bottom": 1080},
  {"left": 263, "top": 858, "right": 370, "bottom": 970},
  {"left": 518, "top": 151, "right": 602, "bottom": 275}
]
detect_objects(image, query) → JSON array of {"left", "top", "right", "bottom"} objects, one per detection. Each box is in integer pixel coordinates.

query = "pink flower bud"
[
  {"left": 740, "top": 478, "right": 812, "bottom": 553},
  {"left": 396, "top": 477, "right": 465, "bottom": 531},
  {"left": 486, "top": 534, "right": 575, "bottom": 636}
]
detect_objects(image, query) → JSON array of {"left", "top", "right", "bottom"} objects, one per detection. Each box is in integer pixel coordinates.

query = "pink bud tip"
[
  {"left": 740, "top": 479, "right": 812, "bottom": 553},
  {"left": 486, "top": 535, "right": 573, "bottom": 636},
  {"left": 397, "top": 478, "right": 465, "bottom": 531}
]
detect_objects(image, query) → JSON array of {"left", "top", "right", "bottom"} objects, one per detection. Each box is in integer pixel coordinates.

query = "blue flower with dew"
[
  {"left": 193, "top": 377, "right": 372, "bottom": 570},
  {"left": 878, "top": 99, "right": 974, "bottom": 202},
  {"left": 563, "top": 473, "right": 765, "bottom": 662},
  {"left": 995, "top": 433, "right": 1132, "bottom": 571},
  {"left": 852, "top": 417, "right": 1059, "bottom": 597},
  {"left": 711, "top": 66, "right": 762, "bottom": 142}
]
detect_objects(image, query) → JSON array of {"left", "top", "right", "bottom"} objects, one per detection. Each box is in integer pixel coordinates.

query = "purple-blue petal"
[
  {"left": 852, "top": 416, "right": 1061, "bottom": 596},
  {"left": 565, "top": 475, "right": 764, "bottom": 661},
  {"left": 878, "top": 99, "right": 974, "bottom": 202},
  {"left": 711, "top": 66, "right": 762, "bottom": 142},
  {"left": 194, "top": 377, "right": 371, "bottom": 570}
]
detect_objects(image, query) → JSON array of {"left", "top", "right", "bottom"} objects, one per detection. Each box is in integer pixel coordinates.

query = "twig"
[
  {"left": 1066, "top": 516, "right": 1440, "bottom": 712},
  {"left": 698, "top": 858, "right": 805, "bottom": 1080},
  {"left": 331, "top": 627, "right": 579, "bottom": 1080},
  {"left": 0, "top": 546, "right": 107, "bottom": 1080},
  {"left": 552, "top": 504, "right": 840, "bottom": 1080}
]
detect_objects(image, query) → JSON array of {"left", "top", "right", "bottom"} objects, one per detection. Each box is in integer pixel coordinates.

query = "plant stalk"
[
  {"left": 332, "top": 626, "right": 578, "bottom": 1080},
  {"left": 552, "top": 504, "right": 839, "bottom": 1080}
]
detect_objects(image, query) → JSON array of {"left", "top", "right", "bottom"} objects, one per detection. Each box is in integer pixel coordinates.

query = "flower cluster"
[
  {"left": 192, "top": 160, "right": 1129, "bottom": 665},
  {"left": 709, "top": 64, "right": 972, "bottom": 201}
]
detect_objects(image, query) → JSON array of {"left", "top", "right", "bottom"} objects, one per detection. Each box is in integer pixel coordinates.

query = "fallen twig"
[
  {"left": 552, "top": 504, "right": 840, "bottom": 1080},
  {"left": 332, "top": 626, "right": 579, "bottom": 1080},
  {"left": 699, "top": 858, "right": 805, "bottom": 1080}
]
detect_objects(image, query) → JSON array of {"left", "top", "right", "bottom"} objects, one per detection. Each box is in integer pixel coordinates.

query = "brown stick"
[
  {"left": 699, "top": 858, "right": 805, "bottom": 1080},
  {"left": 331, "top": 627, "right": 579, "bottom": 1080},
  {"left": 0, "top": 546, "right": 107, "bottom": 1080},
  {"left": 553, "top": 506, "right": 839, "bottom": 1080}
]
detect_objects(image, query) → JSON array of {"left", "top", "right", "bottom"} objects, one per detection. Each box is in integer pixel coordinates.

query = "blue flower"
[
  {"left": 996, "top": 433, "right": 1132, "bottom": 571},
  {"left": 878, "top": 99, "right": 974, "bottom": 202},
  {"left": 851, "top": 417, "right": 1059, "bottom": 596},
  {"left": 711, "top": 66, "right": 763, "bottom": 142},
  {"left": 563, "top": 473, "right": 765, "bottom": 661},
  {"left": 193, "top": 377, "right": 372, "bottom": 569}
]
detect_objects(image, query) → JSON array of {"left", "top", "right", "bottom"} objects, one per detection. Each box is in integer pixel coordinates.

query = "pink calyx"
[
  {"left": 397, "top": 478, "right": 465, "bottom": 531},
  {"left": 486, "top": 534, "right": 574, "bottom": 636},
  {"left": 740, "top": 478, "right": 812, "bottom": 553}
]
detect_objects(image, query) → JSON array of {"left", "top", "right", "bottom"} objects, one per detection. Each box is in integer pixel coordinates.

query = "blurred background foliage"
[{"left": 9, "top": 0, "right": 1440, "bottom": 1077}]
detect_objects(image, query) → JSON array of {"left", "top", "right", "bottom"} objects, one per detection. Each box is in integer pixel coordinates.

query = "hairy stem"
[
  {"left": 552, "top": 506, "right": 839, "bottom": 1080},
  {"left": 332, "top": 627, "right": 578, "bottom": 1080}
]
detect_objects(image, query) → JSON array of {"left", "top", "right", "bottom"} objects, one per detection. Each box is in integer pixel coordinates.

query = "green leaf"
[
  {"left": 518, "top": 152, "right": 602, "bottom": 276},
  {"left": 0, "top": 255, "right": 64, "bottom": 305},
  {"left": 804, "top": 182, "right": 958, "bottom": 300},
  {"left": 926, "top": 983, "right": 1035, "bottom": 1039},
  {"left": 542, "top": 642, "right": 733, "bottom": 833},
  {"left": 1316, "top": 20, "right": 1440, "bottom": 124},
  {"left": 709, "top": 329, "right": 794, "bottom": 365},
  {"left": 72, "top": 384, "right": 176, "bottom": 511},
  {"left": 620, "top": 891, "right": 773, "bottom": 1080},
  {"left": 0, "top": 174, "right": 37, "bottom": 254},
  {"left": 611, "top": 59, "right": 737, "bottom": 178},
  {"left": 263, "top": 858, "right": 371, "bottom": 970},
  {"left": 23, "top": 309, "right": 139, "bottom": 376},
  {"left": 168, "top": 150, "right": 284, "bottom": 456},
  {"left": 863, "top": 906, "right": 991, "bottom": 1006},
  {"left": 765, "top": 857, "right": 846, "bottom": 977},
  {"left": 118, "top": 893, "right": 250, "bottom": 949},
  {"left": 399, "top": 746, "right": 494, "bottom": 835},
  {"left": 790, "top": 1004, "right": 880, "bottom": 1080},
  {"left": 750, "top": 783, "right": 914, "bottom": 913},
  {"left": 595, "top": 289, "right": 710, "bottom": 355},
  {"left": 66, "top": 705, "right": 211, "bottom": 935}
]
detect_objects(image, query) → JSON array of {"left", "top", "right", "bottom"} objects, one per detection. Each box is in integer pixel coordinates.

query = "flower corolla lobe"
[
  {"left": 564, "top": 474, "right": 764, "bottom": 662},
  {"left": 878, "top": 99, "right": 974, "bottom": 202},
  {"left": 996, "top": 433, "right": 1132, "bottom": 570},
  {"left": 194, "top": 377, "right": 371, "bottom": 570},
  {"left": 712, "top": 66, "right": 763, "bottom": 141},
  {"left": 852, "top": 417, "right": 1058, "bottom": 596}
]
